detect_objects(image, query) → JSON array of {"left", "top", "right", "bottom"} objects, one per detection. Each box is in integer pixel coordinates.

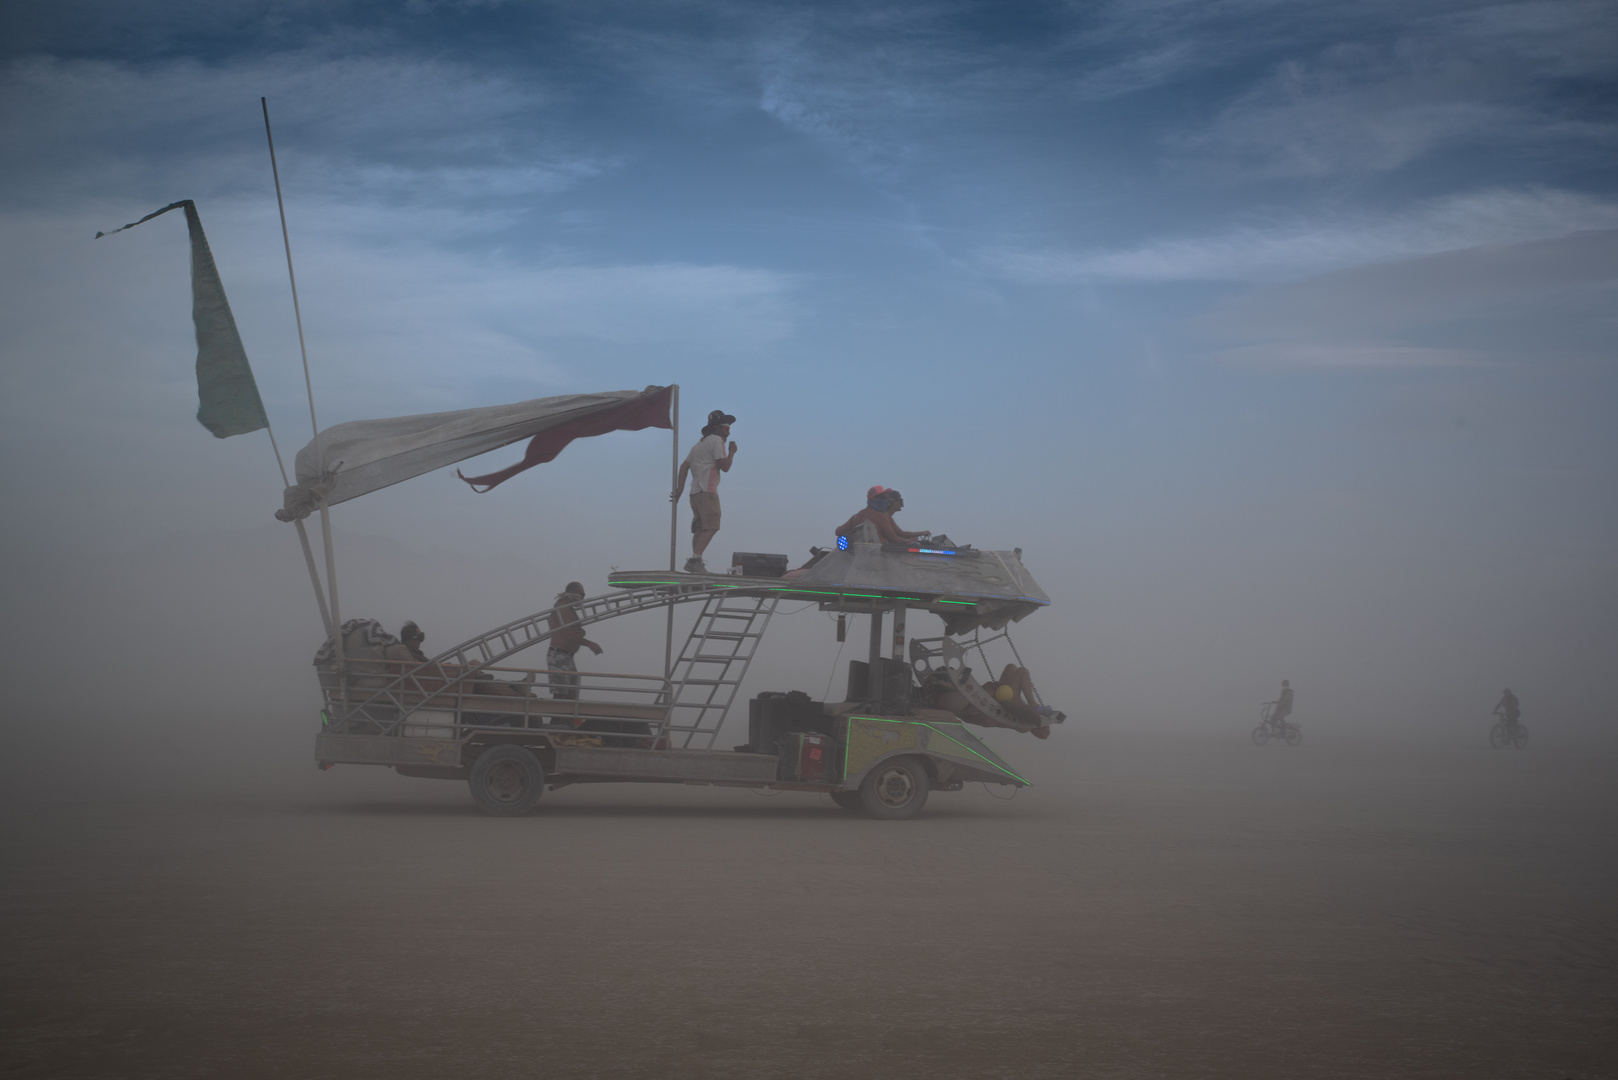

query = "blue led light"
[{"left": 837, "top": 535, "right": 849, "bottom": 550}]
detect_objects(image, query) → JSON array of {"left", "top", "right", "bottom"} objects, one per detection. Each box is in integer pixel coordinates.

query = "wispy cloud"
[
  {"left": 1197, "top": 227, "right": 1618, "bottom": 369},
  {"left": 1167, "top": 2, "right": 1618, "bottom": 177},
  {"left": 1211, "top": 343, "right": 1480, "bottom": 370},
  {"left": 1, "top": 200, "right": 799, "bottom": 428},
  {"left": 983, "top": 188, "right": 1618, "bottom": 283},
  {"left": 0, "top": 53, "right": 607, "bottom": 208}
]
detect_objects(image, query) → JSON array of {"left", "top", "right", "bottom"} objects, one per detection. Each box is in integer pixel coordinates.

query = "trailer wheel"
[
  {"left": 830, "top": 791, "right": 863, "bottom": 812},
  {"left": 858, "top": 757, "right": 929, "bottom": 820},
  {"left": 468, "top": 744, "right": 545, "bottom": 817}
]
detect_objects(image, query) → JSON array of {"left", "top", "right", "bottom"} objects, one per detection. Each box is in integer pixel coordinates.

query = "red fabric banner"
[{"left": 457, "top": 385, "right": 674, "bottom": 492}]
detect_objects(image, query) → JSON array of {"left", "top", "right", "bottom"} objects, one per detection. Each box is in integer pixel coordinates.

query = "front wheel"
[
  {"left": 468, "top": 744, "right": 546, "bottom": 816},
  {"left": 1511, "top": 723, "right": 1528, "bottom": 750},
  {"left": 1489, "top": 721, "right": 1508, "bottom": 749},
  {"left": 1251, "top": 724, "right": 1271, "bottom": 746},
  {"left": 858, "top": 757, "right": 930, "bottom": 820}
]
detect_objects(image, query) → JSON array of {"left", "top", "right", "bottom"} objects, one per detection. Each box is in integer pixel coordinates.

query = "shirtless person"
[
  {"left": 546, "top": 581, "right": 602, "bottom": 701},
  {"left": 835, "top": 487, "right": 931, "bottom": 545}
]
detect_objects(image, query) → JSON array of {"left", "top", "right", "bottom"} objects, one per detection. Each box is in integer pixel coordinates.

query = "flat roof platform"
[{"left": 607, "top": 544, "right": 1049, "bottom": 632}]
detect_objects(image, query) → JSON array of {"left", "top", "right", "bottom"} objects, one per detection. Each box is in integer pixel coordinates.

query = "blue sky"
[{"left": 2, "top": 0, "right": 1615, "bottom": 736}]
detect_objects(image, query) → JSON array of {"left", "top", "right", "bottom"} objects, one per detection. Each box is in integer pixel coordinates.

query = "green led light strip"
[
  {"left": 608, "top": 577, "right": 1045, "bottom": 608},
  {"left": 846, "top": 715, "right": 1030, "bottom": 786}
]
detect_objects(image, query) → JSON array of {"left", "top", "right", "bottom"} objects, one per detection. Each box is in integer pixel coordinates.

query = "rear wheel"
[
  {"left": 1251, "top": 724, "right": 1271, "bottom": 746},
  {"left": 1511, "top": 723, "right": 1528, "bottom": 750},
  {"left": 468, "top": 744, "right": 545, "bottom": 816},
  {"left": 1284, "top": 723, "right": 1302, "bottom": 746},
  {"left": 858, "top": 757, "right": 929, "bottom": 820},
  {"left": 830, "top": 790, "right": 863, "bottom": 812},
  {"left": 1489, "top": 721, "right": 1508, "bottom": 749}
]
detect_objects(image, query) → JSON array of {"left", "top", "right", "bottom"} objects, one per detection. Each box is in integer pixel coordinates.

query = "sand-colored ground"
[{"left": 2, "top": 730, "right": 1614, "bottom": 1079}]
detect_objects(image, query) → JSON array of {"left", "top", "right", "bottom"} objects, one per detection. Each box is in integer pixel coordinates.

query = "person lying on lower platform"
[{"left": 917, "top": 663, "right": 1064, "bottom": 739}]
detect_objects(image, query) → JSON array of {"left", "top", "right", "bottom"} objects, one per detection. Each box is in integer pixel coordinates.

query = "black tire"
[
  {"left": 1489, "top": 721, "right": 1508, "bottom": 749},
  {"left": 1511, "top": 723, "right": 1528, "bottom": 750},
  {"left": 1251, "top": 724, "right": 1270, "bottom": 746},
  {"left": 830, "top": 790, "right": 864, "bottom": 812},
  {"left": 1284, "top": 723, "right": 1302, "bottom": 746},
  {"left": 858, "top": 757, "right": 929, "bottom": 820},
  {"left": 468, "top": 744, "right": 545, "bottom": 817}
]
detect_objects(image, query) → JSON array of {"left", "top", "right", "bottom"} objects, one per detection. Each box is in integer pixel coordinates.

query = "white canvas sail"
[{"left": 276, "top": 386, "right": 672, "bottom": 521}]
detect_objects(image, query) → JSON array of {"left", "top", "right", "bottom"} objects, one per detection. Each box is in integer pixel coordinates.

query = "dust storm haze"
[{"left": 2, "top": 2, "right": 1616, "bottom": 1078}]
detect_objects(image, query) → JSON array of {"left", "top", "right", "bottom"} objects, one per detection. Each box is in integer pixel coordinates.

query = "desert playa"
[{"left": 3, "top": 727, "right": 1613, "bottom": 1079}]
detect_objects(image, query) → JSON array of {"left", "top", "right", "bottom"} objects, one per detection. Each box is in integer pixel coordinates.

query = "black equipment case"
[{"left": 731, "top": 552, "right": 789, "bottom": 578}]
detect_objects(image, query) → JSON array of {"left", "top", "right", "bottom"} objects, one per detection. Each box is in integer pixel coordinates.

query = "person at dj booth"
[{"left": 834, "top": 486, "right": 932, "bottom": 546}]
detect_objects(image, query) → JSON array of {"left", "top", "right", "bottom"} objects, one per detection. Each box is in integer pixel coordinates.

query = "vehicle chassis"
[{"left": 314, "top": 573, "right": 1039, "bottom": 817}]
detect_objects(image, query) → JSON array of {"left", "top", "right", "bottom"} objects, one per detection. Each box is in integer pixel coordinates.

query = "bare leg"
[
  {"left": 998, "top": 664, "right": 1038, "bottom": 709},
  {"left": 692, "top": 529, "right": 719, "bottom": 557}
]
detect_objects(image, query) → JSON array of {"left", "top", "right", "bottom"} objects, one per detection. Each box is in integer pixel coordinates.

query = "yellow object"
[{"left": 994, "top": 685, "right": 1015, "bottom": 703}]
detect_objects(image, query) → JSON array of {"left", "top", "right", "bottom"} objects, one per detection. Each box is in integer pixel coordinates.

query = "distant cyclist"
[
  {"left": 1266, "top": 679, "right": 1294, "bottom": 732},
  {"left": 1494, "top": 688, "right": 1521, "bottom": 728}
]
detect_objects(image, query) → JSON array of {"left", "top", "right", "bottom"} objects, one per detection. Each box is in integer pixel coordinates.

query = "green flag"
[{"left": 98, "top": 200, "right": 270, "bottom": 439}]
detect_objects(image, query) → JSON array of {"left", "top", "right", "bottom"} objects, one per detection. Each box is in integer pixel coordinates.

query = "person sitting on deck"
[
  {"left": 378, "top": 621, "right": 535, "bottom": 704},
  {"left": 834, "top": 487, "right": 932, "bottom": 546},
  {"left": 919, "top": 662, "right": 1061, "bottom": 739},
  {"left": 384, "top": 621, "right": 429, "bottom": 665}
]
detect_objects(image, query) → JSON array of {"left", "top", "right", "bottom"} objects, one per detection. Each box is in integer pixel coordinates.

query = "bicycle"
[
  {"left": 1489, "top": 709, "right": 1528, "bottom": 750},
  {"left": 1252, "top": 701, "right": 1301, "bottom": 746}
]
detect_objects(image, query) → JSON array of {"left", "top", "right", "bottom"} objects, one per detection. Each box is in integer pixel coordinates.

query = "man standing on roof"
[{"left": 671, "top": 409, "right": 737, "bottom": 574}]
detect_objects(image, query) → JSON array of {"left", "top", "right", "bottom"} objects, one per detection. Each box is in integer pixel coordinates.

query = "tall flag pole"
[
  {"left": 262, "top": 98, "right": 345, "bottom": 676},
  {"left": 95, "top": 197, "right": 333, "bottom": 639},
  {"left": 665, "top": 386, "right": 680, "bottom": 679}
]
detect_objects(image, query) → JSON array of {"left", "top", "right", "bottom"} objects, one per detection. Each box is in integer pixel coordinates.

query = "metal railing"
[
  {"left": 321, "top": 662, "right": 672, "bottom": 747},
  {"left": 318, "top": 580, "right": 775, "bottom": 747}
]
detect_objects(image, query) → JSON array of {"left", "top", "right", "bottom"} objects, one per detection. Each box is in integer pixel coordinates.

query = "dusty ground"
[{"left": 2, "top": 728, "right": 1615, "bottom": 1079}]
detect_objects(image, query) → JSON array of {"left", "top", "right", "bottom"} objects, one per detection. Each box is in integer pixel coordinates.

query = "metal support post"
[
  {"left": 665, "top": 385, "right": 679, "bottom": 679},
  {"left": 867, "top": 607, "right": 884, "bottom": 674}
]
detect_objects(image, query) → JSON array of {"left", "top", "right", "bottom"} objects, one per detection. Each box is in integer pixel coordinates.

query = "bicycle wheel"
[
  {"left": 1489, "top": 721, "right": 1508, "bottom": 749},
  {"left": 1511, "top": 723, "right": 1528, "bottom": 750},
  {"left": 1251, "top": 724, "right": 1270, "bottom": 745},
  {"left": 1284, "top": 723, "right": 1302, "bottom": 746}
]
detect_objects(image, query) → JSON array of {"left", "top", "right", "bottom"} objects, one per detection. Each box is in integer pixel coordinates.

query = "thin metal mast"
[
  {"left": 262, "top": 97, "right": 344, "bottom": 671},
  {"left": 665, "top": 385, "right": 680, "bottom": 677},
  {"left": 263, "top": 425, "right": 334, "bottom": 638}
]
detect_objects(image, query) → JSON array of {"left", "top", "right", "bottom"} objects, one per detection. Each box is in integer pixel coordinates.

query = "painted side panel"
[
  {"left": 842, "top": 716, "right": 1029, "bottom": 787},
  {"left": 316, "top": 733, "right": 462, "bottom": 767}
]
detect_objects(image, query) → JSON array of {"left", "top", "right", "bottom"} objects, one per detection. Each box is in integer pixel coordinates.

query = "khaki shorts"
[{"left": 689, "top": 491, "right": 721, "bottom": 533}]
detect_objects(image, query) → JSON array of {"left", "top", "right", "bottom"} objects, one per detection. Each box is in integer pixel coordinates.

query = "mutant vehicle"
[
  {"left": 314, "top": 518, "right": 1061, "bottom": 819},
  {"left": 297, "top": 388, "right": 1063, "bottom": 818},
  {"left": 91, "top": 175, "right": 1065, "bottom": 820}
]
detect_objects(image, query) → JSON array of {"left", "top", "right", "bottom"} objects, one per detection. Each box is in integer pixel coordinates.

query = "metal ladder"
[{"left": 664, "top": 591, "right": 779, "bottom": 748}]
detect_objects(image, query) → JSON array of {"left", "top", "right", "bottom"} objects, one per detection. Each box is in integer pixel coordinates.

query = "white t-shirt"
[{"left": 684, "top": 433, "right": 727, "bottom": 494}]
